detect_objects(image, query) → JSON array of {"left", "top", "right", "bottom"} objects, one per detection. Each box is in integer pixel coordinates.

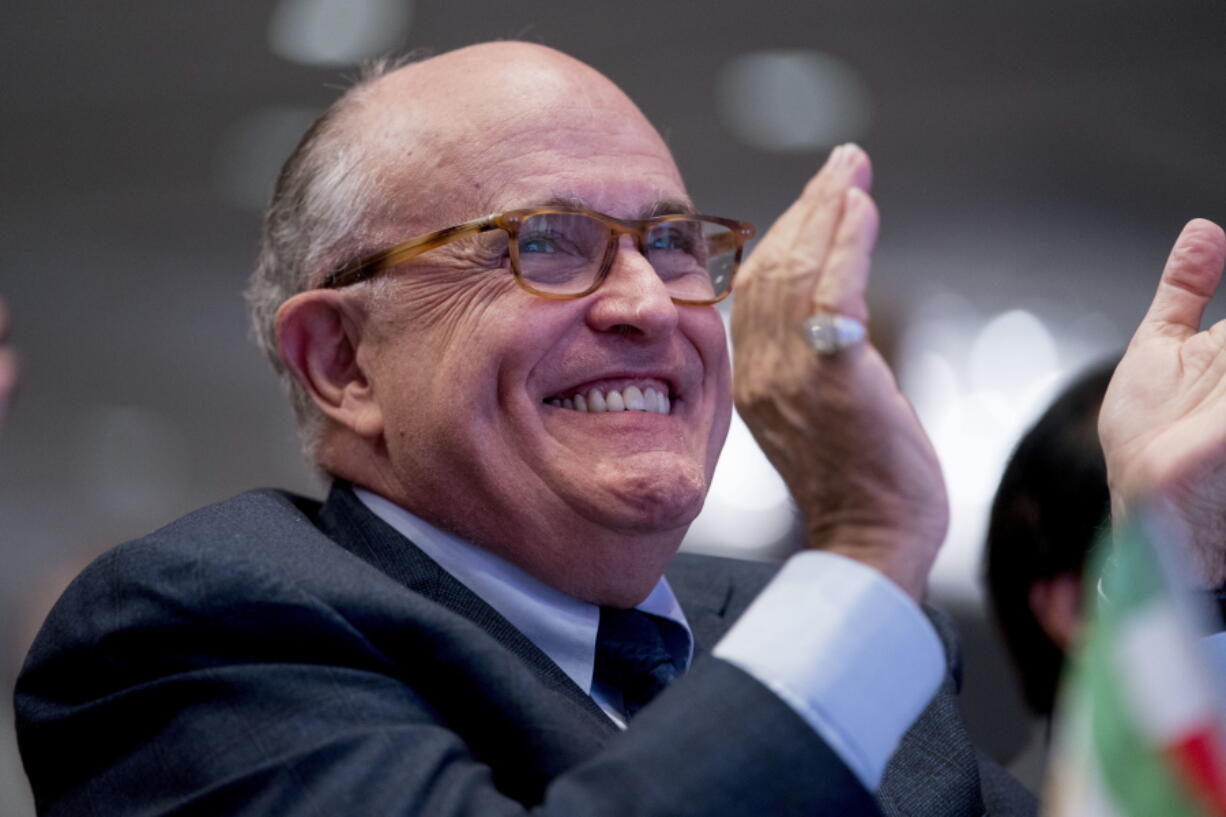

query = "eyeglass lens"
[{"left": 513, "top": 213, "right": 737, "bottom": 301}]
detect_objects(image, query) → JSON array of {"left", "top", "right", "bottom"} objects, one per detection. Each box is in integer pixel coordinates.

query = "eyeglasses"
[{"left": 321, "top": 207, "right": 756, "bottom": 305}]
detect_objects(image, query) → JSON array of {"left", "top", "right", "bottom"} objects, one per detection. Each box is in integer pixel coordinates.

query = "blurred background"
[{"left": 2, "top": 1, "right": 1224, "bottom": 812}]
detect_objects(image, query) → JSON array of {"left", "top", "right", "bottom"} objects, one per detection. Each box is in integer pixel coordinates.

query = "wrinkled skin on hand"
[
  {"left": 731, "top": 145, "right": 948, "bottom": 601},
  {"left": 1099, "top": 219, "right": 1226, "bottom": 587}
]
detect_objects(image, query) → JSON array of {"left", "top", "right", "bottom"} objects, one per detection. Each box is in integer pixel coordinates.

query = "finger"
[
  {"left": 1137, "top": 219, "right": 1226, "bottom": 340},
  {"left": 812, "top": 187, "right": 879, "bottom": 323},
  {"left": 785, "top": 145, "right": 873, "bottom": 277},
  {"left": 760, "top": 145, "right": 849, "bottom": 242},
  {"left": 740, "top": 144, "right": 871, "bottom": 287},
  {"left": 732, "top": 146, "right": 874, "bottom": 352}
]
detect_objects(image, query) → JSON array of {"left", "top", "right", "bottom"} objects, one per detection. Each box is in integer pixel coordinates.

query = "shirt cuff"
[
  {"left": 1203, "top": 632, "right": 1226, "bottom": 681},
  {"left": 712, "top": 550, "right": 944, "bottom": 789}
]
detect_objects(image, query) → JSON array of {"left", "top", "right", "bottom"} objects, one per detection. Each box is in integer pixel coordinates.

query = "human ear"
[
  {"left": 1028, "top": 572, "right": 1082, "bottom": 652},
  {"left": 274, "top": 291, "right": 383, "bottom": 438}
]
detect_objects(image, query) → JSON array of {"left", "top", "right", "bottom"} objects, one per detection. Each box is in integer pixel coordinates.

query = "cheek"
[
  {"left": 383, "top": 287, "right": 573, "bottom": 441},
  {"left": 372, "top": 271, "right": 532, "bottom": 394},
  {"left": 687, "top": 311, "right": 733, "bottom": 476},
  {"left": 687, "top": 309, "right": 732, "bottom": 390},
  {"left": 703, "top": 400, "right": 733, "bottom": 488},
  {"left": 686, "top": 306, "right": 730, "bottom": 369},
  {"left": 391, "top": 268, "right": 519, "bottom": 342},
  {"left": 362, "top": 283, "right": 518, "bottom": 447}
]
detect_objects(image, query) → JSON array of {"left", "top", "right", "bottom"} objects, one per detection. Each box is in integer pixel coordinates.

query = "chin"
[{"left": 592, "top": 460, "right": 709, "bottom": 534}]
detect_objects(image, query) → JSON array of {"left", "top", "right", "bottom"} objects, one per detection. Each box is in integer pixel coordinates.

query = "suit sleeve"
[
  {"left": 713, "top": 551, "right": 944, "bottom": 788},
  {"left": 15, "top": 538, "right": 881, "bottom": 817}
]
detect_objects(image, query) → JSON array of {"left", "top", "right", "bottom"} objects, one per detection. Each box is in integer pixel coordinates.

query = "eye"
[
  {"left": 520, "top": 234, "right": 563, "bottom": 254},
  {"left": 520, "top": 229, "right": 591, "bottom": 256},
  {"left": 646, "top": 226, "right": 697, "bottom": 253}
]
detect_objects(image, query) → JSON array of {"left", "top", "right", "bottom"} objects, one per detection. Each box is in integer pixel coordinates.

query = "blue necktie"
[{"left": 594, "top": 607, "right": 683, "bottom": 719}]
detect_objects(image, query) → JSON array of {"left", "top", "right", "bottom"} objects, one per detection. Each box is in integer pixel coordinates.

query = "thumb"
[{"left": 1136, "top": 219, "right": 1226, "bottom": 342}]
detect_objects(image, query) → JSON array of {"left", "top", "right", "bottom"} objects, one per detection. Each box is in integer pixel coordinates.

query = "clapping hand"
[
  {"left": 731, "top": 146, "right": 947, "bottom": 601},
  {"left": 1099, "top": 219, "right": 1226, "bottom": 586}
]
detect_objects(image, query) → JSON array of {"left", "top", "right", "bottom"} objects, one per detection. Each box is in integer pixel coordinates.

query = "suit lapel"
[
  {"left": 666, "top": 551, "right": 777, "bottom": 657},
  {"left": 315, "top": 482, "right": 615, "bottom": 730}
]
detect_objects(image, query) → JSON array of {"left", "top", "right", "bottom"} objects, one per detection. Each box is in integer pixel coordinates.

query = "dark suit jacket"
[{"left": 15, "top": 484, "right": 1035, "bottom": 816}]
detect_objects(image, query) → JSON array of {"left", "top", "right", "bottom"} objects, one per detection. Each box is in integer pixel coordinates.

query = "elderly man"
[{"left": 16, "top": 42, "right": 1226, "bottom": 817}]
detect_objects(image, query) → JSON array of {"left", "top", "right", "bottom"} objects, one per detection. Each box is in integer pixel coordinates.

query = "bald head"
[
  {"left": 362, "top": 41, "right": 646, "bottom": 138},
  {"left": 344, "top": 42, "right": 681, "bottom": 240}
]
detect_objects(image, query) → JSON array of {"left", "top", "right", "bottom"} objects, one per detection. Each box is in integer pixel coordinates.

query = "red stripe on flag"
[{"left": 1164, "top": 729, "right": 1226, "bottom": 817}]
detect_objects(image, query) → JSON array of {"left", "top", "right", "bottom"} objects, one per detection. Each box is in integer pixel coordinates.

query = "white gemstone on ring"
[{"left": 804, "top": 312, "right": 866, "bottom": 354}]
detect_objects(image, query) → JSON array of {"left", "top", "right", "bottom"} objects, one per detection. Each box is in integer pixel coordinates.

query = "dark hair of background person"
[{"left": 985, "top": 360, "right": 1116, "bottom": 716}]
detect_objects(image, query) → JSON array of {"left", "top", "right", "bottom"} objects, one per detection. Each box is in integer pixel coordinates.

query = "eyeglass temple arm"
[
  {"left": 706, "top": 231, "right": 744, "bottom": 255},
  {"left": 321, "top": 215, "right": 499, "bottom": 289}
]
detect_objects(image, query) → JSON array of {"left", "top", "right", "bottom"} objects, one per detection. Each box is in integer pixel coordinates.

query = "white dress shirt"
[{"left": 356, "top": 488, "right": 942, "bottom": 789}]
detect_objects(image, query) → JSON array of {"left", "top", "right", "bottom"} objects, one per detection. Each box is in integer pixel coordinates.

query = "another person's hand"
[
  {"left": 731, "top": 145, "right": 947, "bottom": 601},
  {"left": 1099, "top": 219, "right": 1226, "bottom": 586},
  {"left": 0, "top": 297, "right": 16, "bottom": 431}
]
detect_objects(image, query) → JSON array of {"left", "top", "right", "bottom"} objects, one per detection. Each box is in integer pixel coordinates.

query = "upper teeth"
[{"left": 547, "top": 385, "right": 671, "bottom": 415}]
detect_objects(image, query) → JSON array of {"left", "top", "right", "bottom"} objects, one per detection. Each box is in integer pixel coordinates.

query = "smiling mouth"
[{"left": 545, "top": 385, "right": 672, "bottom": 415}]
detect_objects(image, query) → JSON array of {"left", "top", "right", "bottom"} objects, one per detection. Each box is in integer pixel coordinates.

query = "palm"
[{"left": 1099, "top": 219, "right": 1226, "bottom": 585}]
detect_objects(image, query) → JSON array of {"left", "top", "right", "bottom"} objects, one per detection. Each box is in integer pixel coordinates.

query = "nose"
[{"left": 585, "top": 237, "right": 681, "bottom": 339}]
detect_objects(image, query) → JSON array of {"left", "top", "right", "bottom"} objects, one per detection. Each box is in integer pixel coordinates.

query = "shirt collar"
[{"left": 354, "top": 488, "right": 693, "bottom": 698}]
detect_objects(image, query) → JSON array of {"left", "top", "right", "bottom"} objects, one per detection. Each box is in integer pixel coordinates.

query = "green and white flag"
[{"left": 1044, "top": 507, "right": 1226, "bottom": 817}]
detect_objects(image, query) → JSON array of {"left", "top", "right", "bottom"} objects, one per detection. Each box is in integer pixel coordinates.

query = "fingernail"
[{"left": 826, "top": 144, "right": 844, "bottom": 167}]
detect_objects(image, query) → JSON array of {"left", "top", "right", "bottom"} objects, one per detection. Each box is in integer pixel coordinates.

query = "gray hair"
[{"left": 246, "top": 56, "right": 418, "bottom": 461}]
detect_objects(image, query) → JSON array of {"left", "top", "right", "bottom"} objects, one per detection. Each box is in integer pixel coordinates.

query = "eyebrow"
[{"left": 536, "top": 195, "right": 697, "bottom": 219}]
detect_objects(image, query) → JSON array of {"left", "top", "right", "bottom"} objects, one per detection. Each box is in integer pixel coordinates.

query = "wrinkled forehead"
[{"left": 353, "top": 46, "right": 688, "bottom": 232}]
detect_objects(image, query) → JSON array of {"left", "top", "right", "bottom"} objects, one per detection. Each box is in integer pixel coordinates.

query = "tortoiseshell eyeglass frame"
[{"left": 319, "top": 207, "right": 757, "bottom": 306}]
